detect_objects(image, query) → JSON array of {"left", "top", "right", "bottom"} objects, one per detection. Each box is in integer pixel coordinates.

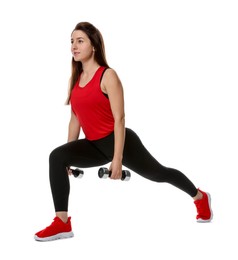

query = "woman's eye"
[{"left": 70, "top": 39, "right": 83, "bottom": 44}]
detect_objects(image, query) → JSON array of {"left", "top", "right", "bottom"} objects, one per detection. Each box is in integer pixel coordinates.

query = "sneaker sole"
[
  {"left": 34, "top": 231, "right": 74, "bottom": 242},
  {"left": 197, "top": 192, "right": 213, "bottom": 223}
]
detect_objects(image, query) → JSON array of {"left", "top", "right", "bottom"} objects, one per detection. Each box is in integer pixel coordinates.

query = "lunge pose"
[{"left": 34, "top": 22, "right": 212, "bottom": 241}]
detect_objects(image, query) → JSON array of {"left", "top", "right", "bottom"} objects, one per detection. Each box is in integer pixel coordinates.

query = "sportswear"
[
  {"left": 194, "top": 189, "right": 213, "bottom": 222},
  {"left": 34, "top": 217, "right": 74, "bottom": 241},
  {"left": 70, "top": 66, "right": 114, "bottom": 140}
]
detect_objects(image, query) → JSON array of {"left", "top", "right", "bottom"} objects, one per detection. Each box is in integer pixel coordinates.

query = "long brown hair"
[{"left": 65, "top": 22, "right": 109, "bottom": 104}]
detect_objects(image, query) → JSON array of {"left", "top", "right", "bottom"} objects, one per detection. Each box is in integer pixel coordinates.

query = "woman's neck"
[{"left": 81, "top": 60, "right": 100, "bottom": 75}]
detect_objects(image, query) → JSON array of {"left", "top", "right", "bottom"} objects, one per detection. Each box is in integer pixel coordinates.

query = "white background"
[{"left": 0, "top": 0, "right": 237, "bottom": 259}]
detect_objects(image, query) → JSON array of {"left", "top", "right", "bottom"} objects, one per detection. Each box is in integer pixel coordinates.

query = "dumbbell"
[
  {"left": 98, "top": 167, "right": 131, "bottom": 181},
  {"left": 70, "top": 168, "right": 84, "bottom": 178}
]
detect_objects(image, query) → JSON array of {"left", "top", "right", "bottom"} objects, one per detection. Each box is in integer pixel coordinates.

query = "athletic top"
[{"left": 70, "top": 66, "right": 114, "bottom": 141}]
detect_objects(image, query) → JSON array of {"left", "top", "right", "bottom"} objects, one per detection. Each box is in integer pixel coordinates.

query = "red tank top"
[{"left": 70, "top": 66, "right": 114, "bottom": 140}]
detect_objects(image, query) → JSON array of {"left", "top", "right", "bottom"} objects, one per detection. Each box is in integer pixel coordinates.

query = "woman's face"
[{"left": 71, "top": 30, "right": 94, "bottom": 62}]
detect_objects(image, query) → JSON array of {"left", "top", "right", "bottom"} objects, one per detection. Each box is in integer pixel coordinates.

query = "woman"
[{"left": 34, "top": 22, "right": 212, "bottom": 242}]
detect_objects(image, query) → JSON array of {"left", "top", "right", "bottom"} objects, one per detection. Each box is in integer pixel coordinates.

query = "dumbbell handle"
[{"left": 98, "top": 168, "right": 131, "bottom": 181}]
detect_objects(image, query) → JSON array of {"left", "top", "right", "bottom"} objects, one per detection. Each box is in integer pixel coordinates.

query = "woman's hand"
[
  {"left": 66, "top": 167, "right": 72, "bottom": 176},
  {"left": 109, "top": 159, "right": 122, "bottom": 180}
]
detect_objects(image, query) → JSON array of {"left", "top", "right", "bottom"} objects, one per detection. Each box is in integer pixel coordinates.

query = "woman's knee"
[{"left": 49, "top": 145, "right": 66, "bottom": 165}]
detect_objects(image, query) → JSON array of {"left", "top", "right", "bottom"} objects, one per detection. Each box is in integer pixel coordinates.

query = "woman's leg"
[
  {"left": 122, "top": 131, "right": 212, "bottom": 221},
  {"left": 34, "top": 138, "right": 110, "bottom": 241},
  {"left": 92, "top": 128, "right": 198, "bottom": 197},
  {"left": 123, "top": 129, "right": 198, "bottom": 197},
  {"left": 49, "top": 138, "right": 110, "bottom": 213}
]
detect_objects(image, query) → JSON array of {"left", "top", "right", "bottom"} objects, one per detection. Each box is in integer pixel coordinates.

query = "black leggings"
[{"left": 49, "top": 128, "right": 198, "bottom": 211}]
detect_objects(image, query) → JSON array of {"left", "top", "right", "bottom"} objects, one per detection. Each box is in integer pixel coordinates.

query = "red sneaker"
[
  {"left": 194, "top": 189, "right": 213, "bottom": 222},
  {"left": 34, "top": 217, "right": 74, "bottom": 241}
]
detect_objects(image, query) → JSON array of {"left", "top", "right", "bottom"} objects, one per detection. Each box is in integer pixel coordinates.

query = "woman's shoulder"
[
  {"left": 103, "top": 67, "right": 120, "bottom": 82},
  {"left": 101, "top": 67, "right": 122, "bottom": 90}
]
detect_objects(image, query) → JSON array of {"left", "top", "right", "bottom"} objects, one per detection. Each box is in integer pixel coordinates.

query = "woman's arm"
[
  {"left": 67, "top": 109, "right": 81, "bottom": 142},
  {"left": 101, "top": 69, "right": 125, "bottom": 179},
  {"left": 67, "top": 109, "right": 81, "bottom": 175}
]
